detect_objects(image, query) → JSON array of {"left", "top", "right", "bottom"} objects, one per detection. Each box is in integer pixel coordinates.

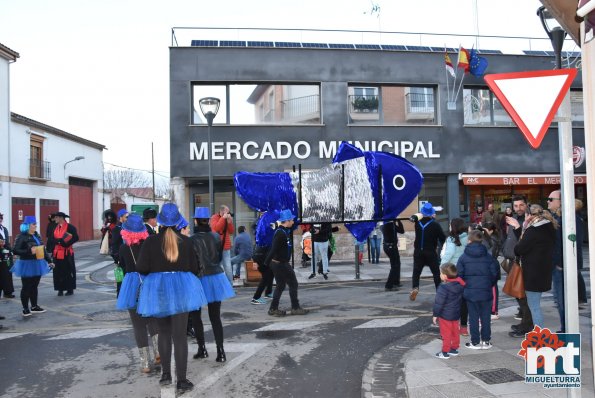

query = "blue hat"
[
  {"left": 117, "top": 208, "right": 129, "bottom": 218},
  {"left": 24, "top": 216, "right": 37, "bottom": 224},
  {"left": 278, "top": 209, "right": 295, "bottom": 222},
  {"left": 420, "top": 202, "right": 436, "bottom": 217},
  {"left": 122, "top": 214, "right": 145, "bottom": 233},
  {"left": 157, "top": 203, "right": 183, "bottom": 227},
  {"left": 194, "top": 207, "right": 210, "bottom": 219},
  {"left": 176, "top": 216, "right": 189, "bottom": 230}
]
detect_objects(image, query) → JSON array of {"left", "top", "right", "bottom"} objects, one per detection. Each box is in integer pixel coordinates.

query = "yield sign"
[{"left": 484, "top": 69, "right": 578, "bottom": 149}]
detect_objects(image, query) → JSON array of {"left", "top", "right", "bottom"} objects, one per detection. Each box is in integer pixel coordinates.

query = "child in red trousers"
[{"left": 432, "top": 263, "right": 465, "bottom": 359}]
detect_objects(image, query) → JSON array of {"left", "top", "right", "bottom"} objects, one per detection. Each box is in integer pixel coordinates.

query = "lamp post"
[
  {"left": 538, "top": 4, "right": 580, "bottom": 357},
  {"left": 199, "top": 97, "right": 220, "bottom": 215},
  {"left": 63, "top": 156, "right": 85, "bottom": 179}
]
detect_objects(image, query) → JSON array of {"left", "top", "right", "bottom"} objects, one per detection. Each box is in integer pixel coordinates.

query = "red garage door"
[
  {"left": 11, "top": 197, "right": 35, "bottom": 244},
  {"left": 69, "top": 178, "right": 94, "bottom": 241},
  {"left": 40, "top": 199, "right": 60, "bottom": 241}
]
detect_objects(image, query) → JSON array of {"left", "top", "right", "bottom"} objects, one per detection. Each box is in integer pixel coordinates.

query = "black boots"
[
  {"left": 216, "top": 345, "right": 226, "bottom": 362},
  {"left": 193, "top": 344, "right": 208, "bottom": 359},
  {"left": 159, "top": 372, "right": 172, "bottom": 385}
]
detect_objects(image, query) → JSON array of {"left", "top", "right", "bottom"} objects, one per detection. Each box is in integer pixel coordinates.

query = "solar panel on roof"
[
  {"left": 219, "top": 40, "right": 246, "bottom": 47},
  {"left": 429, "top": 47, "right": 456, "bottom": 53},
  {"left": 247, "top": 41, "right": 274, "bottom": 48},
  {"left": 405, "top": 45, "right": 431, "bottom": 51},
  {"left": 477, "top": 49, "right": 502, "bottom": 54},
  {"left": 275, "top": 42, "right": 302, "bottom": 48},
  {"left": 381, "top": 44, "right": 407, "bottom": 51},
  {"left": 355, "top": 44, "right": 381, "bottom": 50},
  {"left": 301, "top": 42, "right": 329, "bottom": 48},
  {"left": 191, "top": 40, "right": 218, "bottom": 47},
  {"left": 563, "top": 51, "right": 581, "bottom": 58},
  {"left": 328, "top": 43, "right": 355, "bottom": 49},
  {"left": 523, "top": 50, "right": 549, "bottom": 56}
]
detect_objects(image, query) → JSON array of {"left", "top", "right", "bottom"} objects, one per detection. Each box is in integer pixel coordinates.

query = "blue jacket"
[
  {"left": 433, "top": 277, "right": 465, "bottom": 321},
  {"left": 233, "top": 232, "right": 253, "bottom": 259},
  {"left": 456, "top": 242, "right": 499, "bottom": 302}
]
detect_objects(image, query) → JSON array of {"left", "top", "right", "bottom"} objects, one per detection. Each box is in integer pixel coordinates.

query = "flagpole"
[
  {"left": 453, "top": 46, "right": 468, "bottom": 103},
  {"left": 451, "top": 46, "right": 461, "bottom": 102},
  {"left": 444, "top": 47, "right": 451, "bottom": 102}
]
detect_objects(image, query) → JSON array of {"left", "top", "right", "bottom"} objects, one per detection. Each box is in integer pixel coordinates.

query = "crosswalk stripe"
[
  {"left": 253, "top": 321, "right": 322, "bottom": 332},
  {"left": 78, "top": 260, "right": 114, "bottom": 273},
  {"left": 0, "top": 332, "right": 29, "bottom": 341},
  {"left": 353, "top": 317, "right": 416, "bottom": 329},
  {"left": 46, "top": 328, "right": 125, "bottom": 340}
]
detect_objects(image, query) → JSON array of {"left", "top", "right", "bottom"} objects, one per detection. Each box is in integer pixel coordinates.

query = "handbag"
[
  {"left": 502, "top": 261, "right": 525, "bottom": 299},
  {"left": 99, "top": 233, "right": 109, "bottom": 255},
  {"left": 500, "top": 258, "right": 512, "bottom": 274}
]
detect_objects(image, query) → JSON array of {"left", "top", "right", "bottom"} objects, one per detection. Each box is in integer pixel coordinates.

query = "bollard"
[{"left": 355, "top": 243, "right": 360, "bottom": 280}]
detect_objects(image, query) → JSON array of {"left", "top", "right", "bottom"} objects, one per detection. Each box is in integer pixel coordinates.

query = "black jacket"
[
  {"left": 136, "top": 228, "right": 199, "bottom": 275},
  {"left": 264, "top": 227, "right": 292, "bottom": 266},
  {"left": 312, "top": 223, "right": 333, "bottom": 242},
  {"left": 118, "top": 242, "right": 143, "bottom": 274},
  {"left": 110, "top": 224, "right": 123, "bottom": 257},
  {"left": 382, "top": 220, "right": 404, "bottom": 245},
  {"left": 514, "top": 219, "right": 556, "bottom": 292},
  {"left": 433, "top": 278, "right": 465, "bottom": 320},
  {"left": 145, "top": 224, "right": 157, "bottom": 235},
  {"left": 13, "top": 232, "right": 52, "bottom": 262},
  {"left": 413, "top": 217, "right": 446, "bottom": 252},
  {"left": 190, "top": 226, "right": 223, "bottom": 277}
]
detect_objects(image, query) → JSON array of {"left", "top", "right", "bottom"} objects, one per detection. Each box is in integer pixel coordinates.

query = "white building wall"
[{"left": 0, "top": 56, "right": 13, "bottom": 232}]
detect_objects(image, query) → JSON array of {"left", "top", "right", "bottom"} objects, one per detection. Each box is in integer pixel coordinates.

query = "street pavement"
[{"left": 0, "top": 240, "right": 591, "bottom": 397}]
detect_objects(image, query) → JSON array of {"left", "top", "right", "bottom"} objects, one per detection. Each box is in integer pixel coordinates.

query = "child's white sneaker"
[{"left": 435, "top": 351, "right": 450, "bottom": 359}]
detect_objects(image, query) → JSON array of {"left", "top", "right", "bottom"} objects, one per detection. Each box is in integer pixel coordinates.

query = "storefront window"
[
  {"left": 463, "top": 87, "right": 514, "bottom": 127},
  {"left": 192, "top": 83, "right": 321, "bottom": 125}
]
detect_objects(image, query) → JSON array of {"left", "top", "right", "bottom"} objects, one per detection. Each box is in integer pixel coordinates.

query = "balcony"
[
  {"left": 405, "top": 92, "right": 435, "bottom": 122},
  {"left": 281, "top": 94, "right": 320, "bottom": 123},
  {"left": 349, "top": 95, "right": 379, "bottom": 122},
  {"left": 29, "top": 159, "right": 51, "bottom": 180}
]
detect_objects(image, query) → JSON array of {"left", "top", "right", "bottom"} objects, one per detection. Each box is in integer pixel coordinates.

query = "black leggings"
[
  {"left": 128, "top": 310, "right": 158, "bottom": 348},
  {"left": 21, "top": 276, "right": 41, "bottom": 309},
  {"left": 156, "top": 312, "right": 189, "bottom": 379},
  {"left": 253, "top": 264, "right": 274, "bottom": 300},
  {"left": 190, "top": 302, "right": 223, "bottom": 347}
]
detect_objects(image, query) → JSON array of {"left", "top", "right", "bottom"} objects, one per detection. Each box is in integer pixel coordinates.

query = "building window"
[
  {"left": 348, "top": 84, "right": 437, "bottom": 125},
  {"left": 463, "top": 87, "right": 515, "bottom": 126},
  {"left": 29, "top": 134, "right": 50, "bottom": 180},
  {"left": 570, "top": 90, "right": 584, "bottom": 127},
  {"left": 192, "top": 83, "right": 321, "bottom": 125}
]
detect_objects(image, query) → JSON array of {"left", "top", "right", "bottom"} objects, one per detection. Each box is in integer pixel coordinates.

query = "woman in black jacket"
[
  {"left": 190, "top": 207, "right": 235, "bottom": 363},
  {"left": 11, "top": 216, "right": 54, "bottom": 317},
  {"left": 514, "top": 204, "right": 557, "bottom": 329},
  {"left": 135, "top": 203, "right": 206, "bottom": 394},
  {"left": 116, "top": 214, "right": 159, "bottom": 374}
]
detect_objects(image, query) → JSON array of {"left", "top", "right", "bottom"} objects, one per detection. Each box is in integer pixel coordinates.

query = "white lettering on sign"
[
  {"left": 503, "top": 177, "right": 520, "bottom": 185},
  {"left": 189, "top": 140, "right": 441, "bottom": 161},
  {"left": 467, "top": 177, "right": 479, "bottom": 184},
  {"left": 528, "top": 177, "right": 537, "bottom": 184}
]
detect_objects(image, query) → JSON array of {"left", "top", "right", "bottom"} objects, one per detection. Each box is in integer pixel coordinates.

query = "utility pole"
[{"left": 151, "top": 142, "right": 155, "bottom": 202}]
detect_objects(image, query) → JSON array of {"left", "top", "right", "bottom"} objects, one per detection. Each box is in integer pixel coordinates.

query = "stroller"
[{"left": 301, "top": 231, "right": 312, "bottom": 268}]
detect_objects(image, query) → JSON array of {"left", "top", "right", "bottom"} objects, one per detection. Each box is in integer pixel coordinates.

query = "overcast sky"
[{"left": 0, "top": 0, "right": 577, "bottom": 180}]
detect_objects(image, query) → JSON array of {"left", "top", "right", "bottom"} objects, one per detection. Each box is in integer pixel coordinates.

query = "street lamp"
[
  {"left": 199, "top": 97, "right": 220, "bottom": 215},
  {"left": 63, "top": 156, "right": 85, "bottom": 178},
  {"left": 537, "top": 6, "right": 579, "bottom": 342}
]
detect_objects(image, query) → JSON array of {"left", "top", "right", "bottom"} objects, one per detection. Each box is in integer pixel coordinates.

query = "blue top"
[
  {"left": 440, "top": 232, "right": 468, "bottom": 265},
  {"left": 233, "top": 231, "right": 253, "bottom": 258},
  {"left": 456, "top": 242, "right": 499, "bottom": 302}
]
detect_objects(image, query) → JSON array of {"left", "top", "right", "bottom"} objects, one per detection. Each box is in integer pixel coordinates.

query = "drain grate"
[{"left": 469, "top": 368, "right": 524, "bottom": 384}]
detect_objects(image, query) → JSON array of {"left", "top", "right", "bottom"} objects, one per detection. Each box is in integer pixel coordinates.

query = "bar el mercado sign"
[{"left": 189, "top": 140, "right": 440, "bottom": 161}]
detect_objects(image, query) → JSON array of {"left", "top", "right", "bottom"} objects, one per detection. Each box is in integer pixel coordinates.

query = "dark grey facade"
[{"left": 169, "top": 44, "right": 585, "bottom": 222}]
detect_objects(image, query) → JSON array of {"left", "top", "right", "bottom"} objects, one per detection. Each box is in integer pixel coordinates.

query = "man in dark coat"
[
  {"left": 50, "top": 212, "right": 79, "bottom": 296},
  {"left": 382, "top": 219, "right": 405, "bottom": 291},
  {"left": 143, "top": 208, "right": 158, "bottom": 235}
]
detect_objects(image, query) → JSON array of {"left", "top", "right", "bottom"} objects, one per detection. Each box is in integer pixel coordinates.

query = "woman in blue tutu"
[
  {"left": 190, "top": 207, "right": 235, "bottom": 363},
  {"left": 11, "top": 216, "right": 54, "bottom": 317},
  {"left": 135, "top": 203, "right": 205, "bottom": 394},
  {"left": 116, "top": 213, "right": 159, "bottom": 374}
]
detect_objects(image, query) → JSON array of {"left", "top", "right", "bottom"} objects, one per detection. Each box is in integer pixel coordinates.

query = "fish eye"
[{"left": 392, "top": 174, "right": 406, "bottom": 190}]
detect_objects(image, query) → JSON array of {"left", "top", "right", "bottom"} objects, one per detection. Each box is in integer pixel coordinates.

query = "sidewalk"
[{"left": 398, "top": 302, "right": 594, "bottom": 398}]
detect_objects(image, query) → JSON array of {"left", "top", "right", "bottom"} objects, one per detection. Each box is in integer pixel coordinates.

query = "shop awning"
[{"left": 460, "top": 174, "right": 587, "bottom": 186}]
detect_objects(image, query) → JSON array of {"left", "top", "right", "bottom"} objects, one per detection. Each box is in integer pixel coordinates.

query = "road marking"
[
  {"left": 179, "top": 343, "right": 267, "bottom": 398},
  {"left": 0, "top": 332, "right": 29, "bottom": 341},
  {"left": 78, "top": 260, "right": 115, "bottom": 273},
  {"left": 353, "top": 317, "right": 416, "bottom": 329},
  {"left": 46, "top": 328, "right": 125, "bottom": 340},
  {"left": 253, "top": 321, "right": 322, "bottom": 332}
]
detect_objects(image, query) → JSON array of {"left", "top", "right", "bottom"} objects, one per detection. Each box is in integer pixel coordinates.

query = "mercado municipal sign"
[{"left": 189, "top": 140, "right": 440, "bottom": 161}]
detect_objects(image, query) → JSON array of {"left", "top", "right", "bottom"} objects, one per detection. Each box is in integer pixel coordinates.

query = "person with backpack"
[{"left": 410, "top": 203, "right": 446, "bottom": 301}]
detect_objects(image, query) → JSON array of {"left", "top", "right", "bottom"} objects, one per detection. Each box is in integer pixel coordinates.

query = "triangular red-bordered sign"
[{"left": 484, "top": 69, "right": 577, "bottom": 149}]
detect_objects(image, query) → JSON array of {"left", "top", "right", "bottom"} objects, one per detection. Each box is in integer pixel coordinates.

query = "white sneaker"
[
  {"left": 481, "top": 341, "right": 493, "bottom": 350},
  {"left": 465, "top": 342, "right": 482, "bottom": 350}
]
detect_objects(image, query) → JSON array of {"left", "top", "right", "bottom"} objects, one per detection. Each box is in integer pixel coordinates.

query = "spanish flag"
[
  {"left": 457, "top": 47, "right": 470, "bottom": 72},
  {"left": 445, "top": 52, "right": 455, "bottom": 77}
]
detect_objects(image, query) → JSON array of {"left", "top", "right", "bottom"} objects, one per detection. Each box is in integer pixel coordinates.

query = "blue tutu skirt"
[
  {"left": 137, "top": 272, "right": 207, "bottom": 318},
  {"left": 116, "top": 272, "right": 143, "bottom": 310},
  {"left": 10, "top": 259, "right": 51, "bottom": 278},
  {"left": 200, "top": 272, "right": 235, "bottom": 303}
]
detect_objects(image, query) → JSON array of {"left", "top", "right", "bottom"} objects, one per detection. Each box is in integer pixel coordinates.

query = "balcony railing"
[
  {"left": 349, "top": 95, "right": 379, "bottom": 113},
  {"left": 281, "top": 94, "right": 320, "bottom": 121},
  {"left": 405, "top": 92, "right": 435, "bottom": 114},
  {"left": 29, "top": 159, "right": 51, "bottom": 180}
]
